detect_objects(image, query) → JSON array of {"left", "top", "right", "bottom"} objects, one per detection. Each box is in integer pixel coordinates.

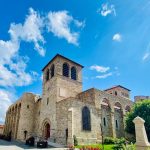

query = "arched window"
[
  {"left": 71, "top": 67, "right": 77, "bottom": 80},
  {"left": 115, "top": 91, "right": 117, "bottom": 96},
  {"left": 46, "top": 69, "right": 49, "bottom": 81},
  {"left": 63, "top": 63, "right": 69, "bottom": 77},
  {"left": 82, "top": 106, "right": 91, "bottom": 131},
  {"left": 50, "top": 64, "right": 55, "bottom": 78}
]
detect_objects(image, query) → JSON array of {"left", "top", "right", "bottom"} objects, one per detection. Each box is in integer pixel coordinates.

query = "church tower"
[{"left": 39, "top": 54, "right": 83, "bottom": 141}]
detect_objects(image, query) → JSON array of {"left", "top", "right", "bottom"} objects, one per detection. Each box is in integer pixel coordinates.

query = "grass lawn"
[{"left": 100, "top": 144, "right": 114, "bottom": 150}]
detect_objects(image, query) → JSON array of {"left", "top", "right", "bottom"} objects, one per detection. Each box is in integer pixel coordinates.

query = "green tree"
[{"left": 125, "top": 100, "right": 150, "bottom": 141}]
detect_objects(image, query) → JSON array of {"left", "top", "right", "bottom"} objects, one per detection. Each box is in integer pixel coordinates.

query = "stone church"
[{"left": 4, "top": 54, "right": 133, "bottom": 145}]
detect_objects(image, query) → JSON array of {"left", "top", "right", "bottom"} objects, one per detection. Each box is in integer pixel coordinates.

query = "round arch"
[
  {"left": 101, "top": 98, "right": 111, "bottom": 109},
  {"left": 114, "top": 102, "right": 122, "bottom": 110}
]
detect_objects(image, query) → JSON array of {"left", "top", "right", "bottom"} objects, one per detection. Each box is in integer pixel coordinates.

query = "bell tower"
[
  {"left": 39, "top": 54, "right": 83, "bottom": 141},
  {"left": 42, "top": 54, "right": 83, "bottom": 101}
]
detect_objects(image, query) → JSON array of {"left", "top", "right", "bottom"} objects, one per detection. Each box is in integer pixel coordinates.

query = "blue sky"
[{"left": 0, "top": 0, "right": 150, "bottom": 124}]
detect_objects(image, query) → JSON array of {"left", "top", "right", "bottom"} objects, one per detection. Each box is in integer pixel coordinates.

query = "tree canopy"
[{"left": 125, "top": 100, "right": 150, "bottom": 141}]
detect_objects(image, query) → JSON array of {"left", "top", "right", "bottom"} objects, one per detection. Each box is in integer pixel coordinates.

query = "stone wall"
[
  {"left": 134, "top": 96, "right": 150, "bottom": 102},
  {"left": 4, "top": 93, "right": 41, "bottom": 141},
  {"left": 56, "top": 98, "right": 102, "bottom": 145},
  {"left": 17, "top": 93, "right": 36, "bottom": 141},
  {"left": 78, "top": 88, "right": 133, "bottom": 138}
]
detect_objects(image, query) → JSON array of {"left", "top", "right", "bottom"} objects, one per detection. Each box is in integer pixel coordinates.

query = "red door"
[{"left": 45, "top": 123, "right": 50, "bottom": 140}]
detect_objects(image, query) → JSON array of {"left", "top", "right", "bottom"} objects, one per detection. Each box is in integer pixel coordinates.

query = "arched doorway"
[{"left": 44, "top": 123, "right": 50, "bottom": 140}]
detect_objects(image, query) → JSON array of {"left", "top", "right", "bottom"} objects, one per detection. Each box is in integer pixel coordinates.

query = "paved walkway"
[{"left": 0, "top": 140, "right": 67, "bottom": 150}]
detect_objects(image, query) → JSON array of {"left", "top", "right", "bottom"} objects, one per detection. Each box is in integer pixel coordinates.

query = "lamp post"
[{"left": 100, "top": 123, "right": 104, "bottom": 150}]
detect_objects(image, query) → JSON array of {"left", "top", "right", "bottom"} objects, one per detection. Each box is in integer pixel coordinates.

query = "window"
[
  {"left": 27, "top": 105, "right": 29, "bottom": 109},
  {"left": 71, "top": 67, "right": 77, "bottom": 80},
  {"left": 47, "top": 98, "right": 49, "bottom": 105},
  {"left": 50, "top": 64, "right": 55, "bottom": 78},
  {"left": 115, "top": 91, "right": 117, "bottom": 96},
  {"left": 63, "top": 63, "right": 69, "bottom": 77},
  {"left": 46, "top": 69, "right": 49, "bottom": 81},
  {"left": 82, "top": 106, "right": 91, "bottom": 131},
  {"left": 103, "top": 117, "right": 106, "bottom": 126},
  {"left": 116, "top": 120, "right": 118, "bottom": 129},
  {"left": 24, "top": 130, "right": 28, "bottom": 140}
]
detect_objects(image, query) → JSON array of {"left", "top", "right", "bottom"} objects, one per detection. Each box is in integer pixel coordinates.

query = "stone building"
[
  {"left": 0, "top": 125, "right": 4, "bottom": 134},
  {"left": 134, "top": 96, "right": 150, "bottom": 102},
  {"left": 4, "top": 54, "right": 133, "bottom": 145}
]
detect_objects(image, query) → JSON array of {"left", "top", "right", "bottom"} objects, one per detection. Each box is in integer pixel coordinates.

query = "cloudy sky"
[{"left": 0, "top": 0, "right": 150, "bottom": 124}]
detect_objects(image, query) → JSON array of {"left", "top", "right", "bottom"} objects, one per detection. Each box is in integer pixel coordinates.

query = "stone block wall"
[
  {"left": 56, "top": 97, "right": 102, "bottom": 145},
  {"left": 17, "top": 93, "right": 36, "bottom": 141}
]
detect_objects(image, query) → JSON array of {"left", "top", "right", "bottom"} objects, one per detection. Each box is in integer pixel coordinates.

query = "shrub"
[
  {"left": 73, "top": 135, "right": 78, "bottom": 146},
  {"left": 104, "top": 137, "right": 115, "bottom": 144},
  {"left": 104, "top": 137, "right": 126, "bottom": 145}
]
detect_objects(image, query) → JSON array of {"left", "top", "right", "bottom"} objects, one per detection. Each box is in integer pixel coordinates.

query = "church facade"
[{"left": 4, "top": 54, "right": 133, "bottom": 145}]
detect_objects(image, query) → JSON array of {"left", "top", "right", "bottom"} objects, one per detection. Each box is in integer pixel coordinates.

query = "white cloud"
[
  {"left": 9, "top": 8, "right": 45, "bottom": 56},
  {"left": 0, "top": 8, "right": 46, "bottom": 87},
  {"left": 90, "top": 65, "right": 110, "bottom": 73},
  {"left": 96, "top": 72, "right": 113, "bottom": 79},
  {"left": 0, "top": 89, "right": 16, "bottom": 124},
  {"left": 98, "top": 3, "right": 116, "bottom": 17},
  {"left": 143, "top": 52, "right": 150, "bottom": 61},
  {"left": 113, "top": 33, "right": 122, "bottom": 42},
  {"left": 47, "top": 11, "right": 84, "bottom": 45},
  {"left": 90, "top": 65, "right": 120, "bottom": 79}
]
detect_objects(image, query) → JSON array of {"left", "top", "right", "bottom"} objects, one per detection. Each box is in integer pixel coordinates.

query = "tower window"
[
  {"left": 71, "top": 67, "right": 77, "bottom": 80},
  {"left": 50, "top": 64, "right": 55, "bottom": 78},
  {"left": 115, "top": 91, "right": 117, "bottom": 96},
  {"left": 46, "top": 69, "right": 49, "bottom": 81},
  {"left": 116, "top": 120, "right": 118, "bottom": 129},
  {"left": 103, "top": 117, "right": 106, "bottom": 126},
  {"left": 63, "top": 63, "right": 69, "bottom": 77},
  {"left": 82, "top": 106, "right": 91, "bottom": 131}
]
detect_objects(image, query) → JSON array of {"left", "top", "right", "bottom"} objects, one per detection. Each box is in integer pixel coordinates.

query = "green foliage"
[
  {"left": 125, "top": 100, "right": 150, "bottom": 141},
  {"left": 73, "top": 135, "right": 78, "bottom": 146},
  {"left": 113, "top": 138, "right": 126, "bottom": 150},
  {"left": 104, "top": 137, "right": 125, "bottom": 145},
  {"left": 104, "top": 137, "right": 115, "bottom": 144}
]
